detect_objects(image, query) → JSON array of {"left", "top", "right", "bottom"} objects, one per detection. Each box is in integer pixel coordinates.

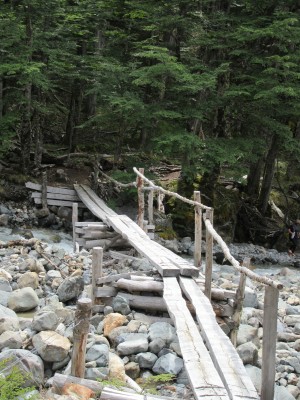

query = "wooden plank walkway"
[{"left": 73, "top": 184, "right": 259, "bottom": 400}]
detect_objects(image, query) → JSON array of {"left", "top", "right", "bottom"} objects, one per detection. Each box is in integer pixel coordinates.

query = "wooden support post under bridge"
[{"left": 71, "top": 298, "right": 92, "bottom": 378}]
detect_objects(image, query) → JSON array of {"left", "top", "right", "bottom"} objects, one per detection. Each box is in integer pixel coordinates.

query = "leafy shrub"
[{"left": 0, "top": 358, "right": 37, "bottom": 400}]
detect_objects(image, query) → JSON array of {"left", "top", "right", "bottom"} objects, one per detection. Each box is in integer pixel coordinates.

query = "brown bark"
[{"left": 258, "top": 134, "right": 280, "bottom": 215}]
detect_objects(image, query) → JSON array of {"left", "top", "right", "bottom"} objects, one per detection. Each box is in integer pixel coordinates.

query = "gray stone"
[
  {"left": 125, "top": 361, "right": 140, "bottom": 379},
  {"left": 32, "top": 330, "right": 71, "bottom": 362},
  {"left": 243, "top": 288, "right": 258, "bottom": 308},
  {"left": 0, "top": 278, "right": 12, "bottom": 292},
  {"left": 31, "top": 311, "right": 59, "bottom": 332},
  {"left": 0, "top": 330, "right": 23, "bottom": 350},
  {"left": 117, "top": 337, "right": 149, "bottom": 356},
  {"left": 135, "top": 352, "right": 158, "bottom": 369},
  {"left": 148, "top": 322, "right": 176, "bottom": 345},
  {"left": 7, "top": 287, "right": 39, "bottom": 312},
  {"left": 0, "top": 290, "right": 11, "bottom": 307},
  {"left": 149, "top": 338, "right": 166, "bottom": 354},
  {"left": 274, "top": 385, "right": 297, "bottom": 400},
  {"left": 112, "top": 295, "right": 131, "bottom": 315},
  {"left": 152, "top": 353, "right": 183, "bottom": 375},
  {"left": 0, "top": 316, "right": 20, "bottom": 334},
  {"left": 57, "top": 275, "right": 84, "bottom": 302},
  {"left": 0, "top": 349, "right": 44, "bottom": 386},
  {"left": 237, "top": 324, "right": 258, "bottom": 346},
  {"left": 86, "top": 344, "right": 109, "bottom": 367},
  {"left": 85, "top": 367, "right": 109, "bottom": 381},
  {"left": 0, "top": 214, "right": 9, "bottom": 226},
  {"left": 237, "top": 342, "right": 258, "bottom": 365},
  {"left": 0, "top": 304, "right": 18, "bottom": 318}
]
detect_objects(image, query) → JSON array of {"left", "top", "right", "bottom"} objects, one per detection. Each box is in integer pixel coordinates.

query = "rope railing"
[
  {"left": 133, "top": 167, "right": 212, "bottom": 211},
  {"left": 133, "top": 166, "right": 280, "bottom": 399},
  {"left": 98, "top": 169, "right": 136, "bottom": 188}
]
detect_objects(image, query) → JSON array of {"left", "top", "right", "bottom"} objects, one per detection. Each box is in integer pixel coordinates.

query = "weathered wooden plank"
[
  {"left": 179, "top": 277, "right": 259, "bottom": 400},
  {"left": 74, "top": 184, "right": 109, "bottom": 221},
  {"left": 31, "top": 192, "right": 80, "bottom": 201},
  {"left": 34, "top": 198, "right": 86, "bottom": 208},
  {"left": 107, "top": 216, "right": 180, "bottom": 277},
  {"left": 26, "top": 182, "right": 76, "bottom": 195},
  {"left": 79, "top": 184, "right": 118, "bottom": 217},
  {"left": 163, "top": 277, "right": 230, "bottom": 400}
]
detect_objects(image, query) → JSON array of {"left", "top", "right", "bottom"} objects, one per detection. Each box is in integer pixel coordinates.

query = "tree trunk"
[
  {"left": 246, "top": 156, "right": 264, "bottom": 198},
  {"left": 65, "top": 81, "right": 82, "bottom": 154},
  {"left": 20, "top": 7, "right": 33, "bottom": 173},
  {"left": 258, "top": 134, "right": 279, "bottom": 215}
]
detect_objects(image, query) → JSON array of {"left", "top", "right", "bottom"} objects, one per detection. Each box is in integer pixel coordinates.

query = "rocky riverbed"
[{"left": 0, "top": 202, "right": 300, "bottom": 399}]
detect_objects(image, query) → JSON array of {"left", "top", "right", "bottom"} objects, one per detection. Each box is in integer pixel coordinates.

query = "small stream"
[
  {"left": 0, "top": 226, "right": 290, "bottom": 278},
  {"left": 0, "top": 227, "right": 74, "bottom": 254}
]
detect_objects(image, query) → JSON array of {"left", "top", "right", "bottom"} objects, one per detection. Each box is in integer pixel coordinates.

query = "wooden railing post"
[
  {"left": 92, "top": 247, "right": 103, "bottom": 306},
  {"left": 204, "top": 208, "right": 213, "bottom": 300},
  {"left": 71, "top": 298, "right": 92, "bottom": 378},
  {"left": 194, "top": 191, "right": 202, "bottom": 269},
  {"left": 148, "top": 189, "right": 154, "bottom": 225},
  {"left": 230, "top": 258, "right": 249, "bottom": 347},
  {"left": 72, "top": 202, "right": 78, "bottom": 252},
  {"left": 137, "top": 167, "right": 145, "bottom": 229},
  {"left": 41, "top": 171, "right": 48, "bottom": 210},
  {"left": 261, "top": 286, "right": 279, "bottom": 400}
]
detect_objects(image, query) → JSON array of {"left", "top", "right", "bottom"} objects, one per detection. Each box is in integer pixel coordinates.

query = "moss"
[{"left": 157, "top": 227, "right": 177, "bottom": 240}]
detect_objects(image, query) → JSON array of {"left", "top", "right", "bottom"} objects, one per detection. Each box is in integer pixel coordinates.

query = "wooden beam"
[
  {"left": 25, "top": 182, "right": 77, "bottom": 195},
  {"left": 261, "top": 286, "right": 279, "bottom": 400},
  {"left": 194, "top": 191, "right": 202, "bottom": 269},
  {"left": 163, "top": 277, "right": 229, "bottom": 400},
  {"left": 179, "top": 277, "right": 259, "bottom": 400}
]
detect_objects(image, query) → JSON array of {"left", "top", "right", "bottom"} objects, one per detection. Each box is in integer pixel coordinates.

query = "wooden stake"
[
  {"left": 71, "top": 298, "right": 92, "bottom": 378},
  {"left": 72, "top": 202, "right": 78, "bottom": 252},
  {"left": 148, "top": 189, "right": 154, "bottom": 225},
  {"left": 137, "top": 168, "right": 144, "bottom": 229},
  {"left": 230, "top": 258, "right": 249, "bottom": 347},
  {"left": 92, "top": 247, "right": 103, "bottom": 306},
  {"left": 204, "top": 209, "right": 213, "bottom": 301},
  {"left": 194, "top": 191, "right": 202, "bottom": 269},
  {"left": 41, "top": 171, "right": 48, "bottom": 210},
  {"left": 261, "top": 286, "right": 279, "bottom": 400}
]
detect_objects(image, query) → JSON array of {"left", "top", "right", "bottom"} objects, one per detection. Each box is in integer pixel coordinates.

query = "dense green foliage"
[{"left": 1, "top": 0, "right": 299, "bottom": 219}]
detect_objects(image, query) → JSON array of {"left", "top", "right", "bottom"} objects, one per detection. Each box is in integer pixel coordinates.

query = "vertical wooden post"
[
  {"left": 261, "top": 286, "right": 279, "bottom": 400},
  {"left": 204, "top": 209, "right": 213, "bottom": 301},
  {"left": 148, "top": 189, "right": 154, "bottom": 225},
  {"left": 194, "top": 191, "right": 202, "bottom": 269},
  {"left": 72, "top": 202, "right": 78, "bottom": 252},
  {"left": 157, "top": 191, "right": 165, "bottom": 213},
  {"left": 137, "top": 168, "right": 144, "bottom": 229},
  {"left": 230, "top": 258, "right": 249, "bottom": 347},
  {"left": 92, "top": 247, "right": 103, "bottom": 306},
  {"left": 41, "top": 171, "right": 48, "bottom": 210},
  {"left": 71, "top": 298, "right": 92, "bottom": 378}
]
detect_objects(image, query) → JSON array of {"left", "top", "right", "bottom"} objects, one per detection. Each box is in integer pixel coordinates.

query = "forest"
[{"left": 1, "top": 0, "right": 300, "bottom": 244}]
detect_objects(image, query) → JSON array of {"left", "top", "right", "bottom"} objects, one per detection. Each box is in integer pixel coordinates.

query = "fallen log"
[{"left": 114, "top": 278, "right": 163, "bottom": 293}]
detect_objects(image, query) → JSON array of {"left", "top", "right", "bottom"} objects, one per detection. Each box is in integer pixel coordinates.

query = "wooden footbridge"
[{"left": 26, "top": 168, "right": 284, "bottom": 400}]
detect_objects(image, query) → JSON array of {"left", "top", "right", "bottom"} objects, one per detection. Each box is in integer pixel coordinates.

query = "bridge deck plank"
[
  {"left": 163, "top": 277, "right": 230, "bottom": 400},
  {"left": 179, "top": 277, "right": 259, "bottom": 400}
]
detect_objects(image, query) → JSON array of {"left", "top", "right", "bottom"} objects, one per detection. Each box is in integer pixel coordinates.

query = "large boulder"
[
  {"left": 32, "top": 330, "right": 71, "bottom": 362},
  {"left": 7, "top": 287, "right": 39, "bottom": 312},
  {"left": 56, "top": 276, "right": 84, "bottom": 302}
]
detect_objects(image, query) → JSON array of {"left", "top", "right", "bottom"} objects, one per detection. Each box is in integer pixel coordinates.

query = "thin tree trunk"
[
  {"left": 20, "top": 7, "right": 33, "bottom": 173},
  {"left": 258, "top": 134, "right": 279, "bottom": 215}
]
